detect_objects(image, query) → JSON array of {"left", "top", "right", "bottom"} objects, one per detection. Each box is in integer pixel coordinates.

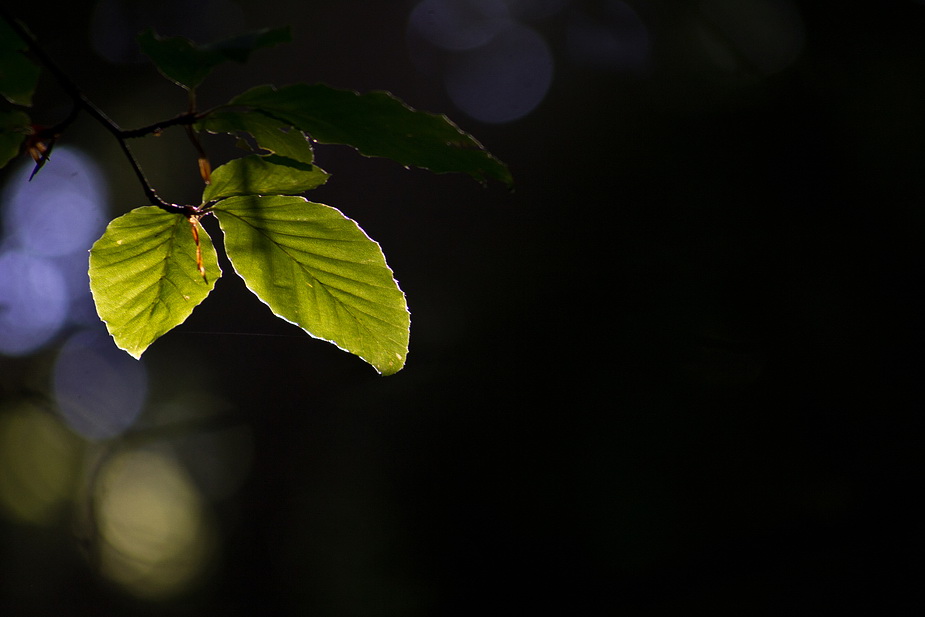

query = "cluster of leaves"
[{"left": 0, "top": 16, "right": 510, "bottom": 375}]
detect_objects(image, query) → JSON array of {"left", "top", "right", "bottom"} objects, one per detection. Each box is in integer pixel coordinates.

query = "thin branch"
[
  {"left": 183, "top": 88, "right": 212, "bottom": 185},
  {"left": 0, "top": 9, "right": 191, "bottom": 215},
  {"left": 113, "top": 136, "right": 188, "bottom": 213},
  {"left": 120, "top": 112, "right": 201, "bottom": 139}
]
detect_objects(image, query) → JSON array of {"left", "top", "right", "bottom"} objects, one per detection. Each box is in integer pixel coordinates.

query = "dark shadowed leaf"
[
  {"left": 0, "top": 17, "right": 26, "bottom": 52},
  {"left": 228, "top": 83, "right": 512, "bottom": 186},
  {"left": 137, "top": 27, "right": 290, "bottom": 90},
  {"left": 196, "top": 110, "right": 315, "bottom": 163},
  {"left": 0, "top": 18, "right": 39, "bottom": 106},
  {"left": 198, "top": 109, "right": 315, "bottom": 164}
]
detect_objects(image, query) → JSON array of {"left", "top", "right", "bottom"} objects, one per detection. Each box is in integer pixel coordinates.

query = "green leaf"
[
  {"left": 212, "top": 195, "right": 409, "bottom": 375},
  {"left": 229, "top": 83, "right": 513, "bottom": 186},
  {"left": 0, "top": 109, "right": 30, "bottom": 168},
  {"left": 0, "top": 19, "right": 39, "bottom": 106},
  {"left": 137, "top": 26, "right": 290, "bottom": 90},
  {"left": 89, "top": 207, "right": 220, "bottom": 358},
  {"left": 203, "top": 154, "right": 329, "bottom": 201},
  {"left": 0, "top": 18, "right": 25, "bottom": 52},
  {"left": 198, "top": 109, "right": 315, "bottom": 164}
]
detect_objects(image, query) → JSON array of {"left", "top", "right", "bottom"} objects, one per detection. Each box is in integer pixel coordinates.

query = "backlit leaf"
[
  {"left": 229, "top": 83, "right": 512, "bottom": 186},
  {"left": 89, "top": 207, "right": 220, "bottom": 358},
  {"left": 212, "top": 195, "right": 409, "bottom": 375},
  {"left": 203, "top": 154, "right": 328, "bottom": 202}
]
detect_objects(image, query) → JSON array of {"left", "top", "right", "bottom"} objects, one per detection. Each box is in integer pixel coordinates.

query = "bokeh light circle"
[
  {"left": 566, "top": 0, "right": 651, "bottom": 73},
  {"left": 409, "top": 0, "right": 511, "bottom": 51},
  {"left": 2, "top": 147, "right": 107, "bottom": 257},
  {"left": 53, "top": 328, "right": 149, "bottom": 441},
  {"left": 0, "top": 251, "right": 70, "bottom": 356},
  {"left": 0, "top": 146, "right": 109, "bottom": 356},
  {"left": 443, "top": 22, "right": 554, "bottom": 123}
]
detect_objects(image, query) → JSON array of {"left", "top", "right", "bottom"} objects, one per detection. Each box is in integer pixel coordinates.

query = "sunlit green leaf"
[
  {"left": 198, "top": 109, "right": 315, "bottom": 164},
  {"left": 89, "top": 207, "right": 220, "bottom": 358},
  {"left": 203, "top": 154, "right": 328, "bottom": 201},
  {"left": 229, "top": 83, "right": 513, "bottom": 186},
  {"left": 0, "top": 109, "right": 29, "bottom": 168},
  {"left": 137, "top": 26, "right": 290, "bottom": 90},
  {"left": 212, "top": 195, "right": 409, "bottom": 375}
]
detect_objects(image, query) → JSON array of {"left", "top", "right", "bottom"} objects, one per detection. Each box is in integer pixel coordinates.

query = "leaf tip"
[
  {"left": 111, "top": 336, "right": 146, "bottom": 360},
  {"left": 374, "top": 351, "right": 408, "bottom": 376}
]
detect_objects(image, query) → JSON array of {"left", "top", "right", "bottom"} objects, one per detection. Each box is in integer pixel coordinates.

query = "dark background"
[{"left": 2, "top": 0, "right": 925, "bottom": 614}]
